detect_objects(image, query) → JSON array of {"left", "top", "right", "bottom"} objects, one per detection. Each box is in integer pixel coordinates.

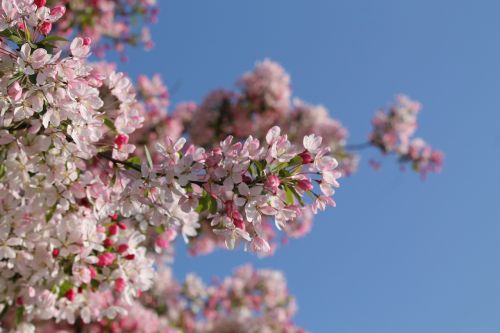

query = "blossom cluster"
[
  {"left": 369, "top": 95, "right": 444, "bottom": 176},
  {"left": 50, "top": 0, "right": 158, "bottom": 59},
  {"left": 184, "top": 59, "right": 359, "bottom": 176},
  {"left": 0, "top": 2, "right": 340, "bottom": 329},
  {"left": 5, "top": 265, "right": 304, "bottom": 333}
]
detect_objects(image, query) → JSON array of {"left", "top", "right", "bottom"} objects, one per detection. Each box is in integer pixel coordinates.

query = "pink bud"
[
  {"left": 155, "top": 237, "right": 169, "bottom": 249},
  {"left": 97, "top": 253, "right": 115, "bottom": 267},
  {"left": 233, "top": 219, "right": 245, "bottom": 230},
  {"left": 34, "top": 0, "right": 46, "bottom": 7},
  {"left": 264, "top": 175, "right": 280, "bottom": 194},
  {"left": 52, "top": 248, "right": 60, "bottom": 258},
  {"left": 50, "top": 6, "right": 66, "bottom": 16},
  {"left": 297, "top": 179, "right": 313, "bottom": 192},
  {"left": 242, "top": 174, "right": 252, "bottom": 184},
  {"left": 299, "top": 151, "right": 314, "bottom": 164},
  {"left": 39, "top": 21, "right": 52, "bottom": 35},
  {"left": 83, "top": 37, "right": 92, "bottom": 46},
  {"left": 108, "top": 224, "right": 118, "bottom": 236},
  {"left": 8, "top": 82, "right": 22, "bottom": 102},
  {"left": 114, "top": 277, "right": 126, "bottom": 293},
  {"left": 89, "top": 266, "right": 97, "bottom": 279},
  {"left": 65, "top": 288, "right": 75, "bottom": 301},
  {"left": 124, "top": 254, "right": 135, "bottom": 260},
  {"left": 114, "top": 134, "right": 129, "bottom": 149},
  {"left": 117, "top": 244, "right": 129, "bottom": 254},
  {"left": 103, "top": 238, "right": 113, "bottom": 247}
]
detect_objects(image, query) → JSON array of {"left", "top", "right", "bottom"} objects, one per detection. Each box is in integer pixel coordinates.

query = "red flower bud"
[
  {"left": 97, "top": 253, "right": 115, "bottom": 267},
  {"left": 299, "top": 151, "right": 314, "bottom": 164},
  {"left": 65, "top": 288, "right": 75, "bottom": 301},
  {"left": 114, "top": 134, "right": 129, "bottom": 149},
  {"left": 39, "top": 21, "right": 52, "bottom": 35},
  {"left": 117, "top": 244, "right": 129, "bottom": 254},
  {"left": 103, "top": 238, "right": 113, "bottom": 247},
  {"left": 34, "top": 0, "right": 46, "bottom": 7},
  {"left": 108, "top": 224, "right": 118, "bottom": 236},
  {"left": 297, "top": 179, "right": 313, "bottom": 192}
]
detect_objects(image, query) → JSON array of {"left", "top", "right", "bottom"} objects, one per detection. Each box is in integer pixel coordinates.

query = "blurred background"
[{"left": 115, "top": 1, "right": 500, "bottom": 332}]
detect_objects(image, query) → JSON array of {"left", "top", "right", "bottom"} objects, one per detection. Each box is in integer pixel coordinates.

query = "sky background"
[{"left": 116, "top": 1, "right": 500, "bottom": 332}]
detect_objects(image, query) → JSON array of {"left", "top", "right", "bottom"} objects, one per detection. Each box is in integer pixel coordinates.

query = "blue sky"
[{"left": 117, "top": 1, "right": 500, "bottom": 332}]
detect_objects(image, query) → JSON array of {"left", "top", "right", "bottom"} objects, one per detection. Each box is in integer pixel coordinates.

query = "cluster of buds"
[{"left": 370, "top": 95, "right": 443, "bottom": 176}]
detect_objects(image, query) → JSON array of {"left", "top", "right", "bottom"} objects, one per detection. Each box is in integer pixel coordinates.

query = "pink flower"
[
  {"left": 8, "top": 82, "right": 22, "bottom": 102},
  {"left": 264, "top": 175, "right": 280, "bottom": 194}
]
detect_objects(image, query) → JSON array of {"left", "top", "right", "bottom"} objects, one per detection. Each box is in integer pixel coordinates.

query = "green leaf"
[
  {"left": 144, "top": 145, "right": 154, "bottom": 169},
  {"left": 284, "top": 185, "right": 294, "bottom": 205},
  {"left": 0, "top": 164, "right": 6, "bottom": 180},
  {"left": 9, "top": 34, "right": 24, "bottom": 45},
  {"left": 15, "top": 306, "right": 24, "bottom": 325},
  {"left": 125, "top": 156, "right": 141, "bottom": 169},
  {"left": 58, "top": 281, "right": 73, "bottom": 298},
  {"left": 208, "top": 196, "right": 218, "bottom": 214},
  {"left": 39, "top": 35, "right": 68, "bottom": 43},
  {"left": 289, "top": 155, "right": 303, "bottom": 167},
  {"left": 290, "top": 186, "right": 305, "bottom": 206},
  {"left": 155, "top": 224, "right": 166, "bottom": 234},
  {"left": 45, "top": 203, "right": 57, "bottom": 222},
  {"left": 103, "top": 117, "right": 116, "bottom": 131},
  {"left": 195, "top": 192, "right": 212, "bottom": 213}
]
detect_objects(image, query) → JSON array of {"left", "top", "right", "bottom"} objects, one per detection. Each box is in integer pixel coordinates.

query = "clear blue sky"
[{"left": 117, "top": 1, "right": 500, "bottom": 332}]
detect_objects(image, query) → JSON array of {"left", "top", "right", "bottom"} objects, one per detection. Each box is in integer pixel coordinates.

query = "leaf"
[
  {"left": 289, "top": 155, "right": 303, "bottom": 167},
  {"left": 290, "top": 186, "right": 305, "bottom": 206},
  {"left": 9, "top": 34, "right": 23, "bottom": 45},
  {"left": 195, "top": 192, "right": 211, "bottom": 213},
  {"left": 39, "top": 35, "right": 68, "bottom": 43},
  {"left": 155, "top": 224, "right": 166, "bottom": 234},
  {"left": 45, "top": 203, "right": 57, "bottom": 222},
  {"left": 125, "top": 156, "right": 141, "bottom": 169},
  {"left": 58, "top": 280, "right": 73, "bottom": 298},
  {"left": 284, "top": 185, "right": 294, "bottom": 205},
  {"left": 208, "top": 196, "right": 218, "bottom": 214},
  {"left": 103, "top": 117, "right": 116, "bottom": 131},
  {"left": 144, "top": 145, "right": 153, "bottom": 169},
  {"left": 15, "top": 306, "right": 24, "bottom": 325}
]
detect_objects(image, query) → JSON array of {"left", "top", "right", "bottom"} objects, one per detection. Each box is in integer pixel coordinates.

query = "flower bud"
[
  {"left": 117, "top": 244, "right": 129, "bottom": 254},
  {"left": 114, "top": 277, "right": 126, "bottom": 293},
  {"left": 114, "top": 134, "right": 129, "bottom": 149},
  {"left": 297, "top": 179, "right": 313, "bottom": 192},
  {"left": 97, "top": 253, "right": 115, "bottom": 267},
  {"left": 264, "top": 175, "right": 280, "bottom": 194},
  {"left": 299, "top": 151, "right": 314, "bottom": 164},
  {"left": 50, "top": 6, "right": 66, "bottom": 17},
  {"left": 65, "top": 288, "right": 75, "bottom": 301},
  {"left": 39, "top": 21, "right": 52, "bottom": 35},
  {"left": 108, "top": 224, "right": 119, "bottom": 236},
  {"left": 34, "top": 0, "right": 46, "bottom": 7}
]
